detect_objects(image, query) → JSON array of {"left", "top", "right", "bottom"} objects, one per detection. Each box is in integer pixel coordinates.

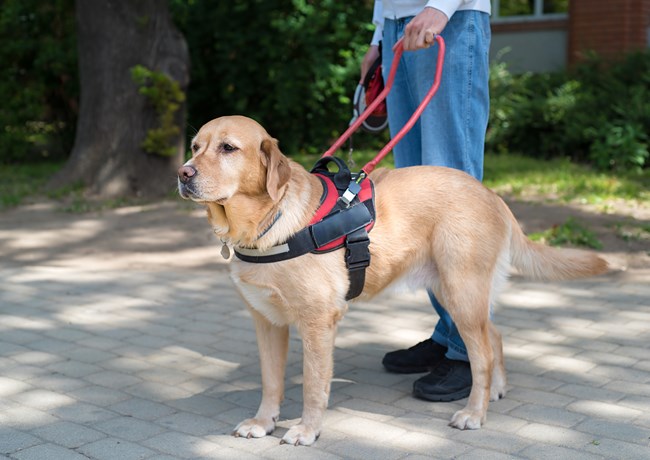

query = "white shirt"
[{"left": 371, "top": 0, "right": 492, "bottom": 45}]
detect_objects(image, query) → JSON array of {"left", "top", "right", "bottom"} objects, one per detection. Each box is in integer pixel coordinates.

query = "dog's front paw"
[
  {"left": 233, "top": 418, "right": 275, "bottom": 439},
  {"left": 449, "top": 409, "right": 484, "bottom": 430},
  {"left": 280, "top": 424, "right": 319, "bottom": 446}
]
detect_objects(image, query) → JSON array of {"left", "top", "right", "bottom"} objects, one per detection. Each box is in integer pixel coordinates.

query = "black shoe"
[
  {"left": 412, "top": 358, "right": 472, "bottom": 402},
  {"left": 382, "top": 338, "right": 447, "bottom": 374}
]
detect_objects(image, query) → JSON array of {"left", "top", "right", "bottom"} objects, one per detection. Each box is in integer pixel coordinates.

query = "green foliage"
[
  {"left": 498, "top": 0, "right": 568, "bottom": 16},
  {"left": 498, "top": 0, "right": 535, "bottom": 16},
  {"left": 613, "top": 221, "right": 650, "bottom": 243},
  {"left": 529, "top": 217, "right": 603, "bottom": 249},
  {"left": 488, "top": 50, "right": 650, "bottom": 171},
  {"left": 130, "top": 65, "right": 186, "bottom": 157},
  {"left": 0, "top": 162, "right": 63, "bottom": 209},
  {"left": 484, "top": 152, "right": 650, "bottom": 207},
  {"left": 0, "top": 161, "right": 154, "bottom": 211},
  {"left": 172, "top": 0, "right": 375, "bottom": 155},
  {"left": 0, "top": 0, "right": 78, "bottom": 164},
  {"left": 587, "top": 121, "right": 648, "bottom": 170}
]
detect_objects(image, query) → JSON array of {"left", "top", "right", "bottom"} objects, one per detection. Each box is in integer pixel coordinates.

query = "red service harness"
[{"left": 234, "top": 156, "right": 375, "bottom": 300}]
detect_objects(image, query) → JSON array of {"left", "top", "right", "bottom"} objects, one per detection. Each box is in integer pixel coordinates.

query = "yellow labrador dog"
[{"left": 177, "top": 115, "right": 608, "bottom": 446}]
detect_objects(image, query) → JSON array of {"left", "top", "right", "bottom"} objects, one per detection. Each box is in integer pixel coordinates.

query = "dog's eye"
[
  {"left": 191, "top": 144, "right": 200, "bottom": 153},
  {"left": 222, "top": 143, "right": 237, "bottom": 153}
]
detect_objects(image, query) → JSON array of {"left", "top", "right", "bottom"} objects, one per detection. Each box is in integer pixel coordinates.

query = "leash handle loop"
[
  {"left": 363, "top": 35, "right": 445, "bottom": 174},
  {"left": 321, "top": 36, "right": 446, "bottom": 174},
  {"left": 322, "top": 38, "right": 407, "bottom": 158}
]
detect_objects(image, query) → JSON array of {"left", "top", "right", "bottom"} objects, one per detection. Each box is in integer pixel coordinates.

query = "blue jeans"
[{"left": 381, "top": 11, "right": 491, "bottom": 362}]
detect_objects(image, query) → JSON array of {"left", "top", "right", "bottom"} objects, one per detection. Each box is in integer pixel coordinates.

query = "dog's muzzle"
[{"left": 177, "top": 164, "right": 198, "bottom": 199}]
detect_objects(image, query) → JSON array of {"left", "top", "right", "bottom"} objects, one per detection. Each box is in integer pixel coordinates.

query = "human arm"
[
  {"left": 361, "top": 0, "right": 383, "bottom": 83},
  {"left": 360, "top": 45, "right": 380, "bottom": 84}
]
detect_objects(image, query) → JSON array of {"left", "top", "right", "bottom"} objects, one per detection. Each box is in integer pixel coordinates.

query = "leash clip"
[
  {"left": 338, "top": 172, "right": 367, "bottom": 207},
  {"left": 338, "top": 181, "right": 361, "bottom": 207}
]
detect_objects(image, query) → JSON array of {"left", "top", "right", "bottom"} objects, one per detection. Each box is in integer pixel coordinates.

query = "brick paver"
[{"left": 1, "top": 203, "right": 649, "bottom": 459}]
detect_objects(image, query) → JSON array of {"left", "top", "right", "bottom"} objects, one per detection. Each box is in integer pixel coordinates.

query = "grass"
[
  {"left": 612, "top": 221, "right": 650, "bottom": 243},
  {"left": 529, "top": 217, "right": 603, "bottom": 249},
  {"left": 0, "top": 161, "right": 149, "bottom": 213},
  {"left": 0, "top": 162, "right": 64, "bottom": 210},
  {"left": 483, "top": 153, "right": 650, "bottom": 209}
]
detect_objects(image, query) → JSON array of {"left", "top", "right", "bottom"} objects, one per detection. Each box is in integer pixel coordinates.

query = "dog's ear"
[{"left": 260, "top": 138, "right": 291, "bottom": 202}]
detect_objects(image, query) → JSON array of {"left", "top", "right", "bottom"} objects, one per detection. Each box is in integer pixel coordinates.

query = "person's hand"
[
  {"left": 360, "top": 44, "right": 380, "bottom": 83},
  {"left": 403, "top": 7, "right": 448, "bottom": 51}
]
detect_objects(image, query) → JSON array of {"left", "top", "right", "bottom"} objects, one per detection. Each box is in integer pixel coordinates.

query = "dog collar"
[{"left": 255, "top": 209, "right": 283, "bottom": 241}]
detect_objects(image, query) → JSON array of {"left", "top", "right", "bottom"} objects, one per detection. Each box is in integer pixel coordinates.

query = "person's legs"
[
  {"left": 429, "top": 293, "right": 469, "bottom": 361},
  {"left": 382, "top": 18, "right": 453, "bottom": 371},
  {"left": 381, "top": 11, "right": 492, "bottom": 400},
  {"left": 412, "top": 10, "right": 491, "bottom": 399},
  {"left": 422, "top": 10, "right": 491, "bottom": 361}
]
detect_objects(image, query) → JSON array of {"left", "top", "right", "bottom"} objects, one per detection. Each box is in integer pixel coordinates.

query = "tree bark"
[{"left": 50, "top": 0, "right": 189, "bottom": 198}]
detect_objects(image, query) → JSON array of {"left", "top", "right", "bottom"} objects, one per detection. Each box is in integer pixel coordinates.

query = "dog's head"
[{"left": 178, "top": 116, "right": 291, "bottom": 204}]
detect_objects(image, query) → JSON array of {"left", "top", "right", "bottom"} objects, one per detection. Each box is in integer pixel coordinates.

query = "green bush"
[
  {"left": 172, "top": 0, "right": 375, "bottom": 155},
  {"left": 0, "top": 0, "right": 78, "bottom": 164},
  {"left": 488, "top": 50, "right": 650, "bottom": 171}
]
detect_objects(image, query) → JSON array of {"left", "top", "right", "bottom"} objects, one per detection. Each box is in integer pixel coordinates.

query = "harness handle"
[
  {"left": 321, "top": 35, "right": 446, "bottom": 175},
  {"left": 310, "top": 155, "right": 352, "bottom": 191}
]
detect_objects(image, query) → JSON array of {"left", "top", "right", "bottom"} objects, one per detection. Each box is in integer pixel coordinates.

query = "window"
[{"left": 492, "top": 0, "right": 569, "bottom": 21}]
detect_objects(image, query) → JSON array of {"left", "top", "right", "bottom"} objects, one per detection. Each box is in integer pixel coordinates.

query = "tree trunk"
[{"left": 50, "top": 0, "right": 189, "bottom": 198}]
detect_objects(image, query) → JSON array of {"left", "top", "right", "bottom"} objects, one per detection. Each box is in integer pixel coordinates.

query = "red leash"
[{"left": 322, "top": 35, "right": 446, "bottom": 174}]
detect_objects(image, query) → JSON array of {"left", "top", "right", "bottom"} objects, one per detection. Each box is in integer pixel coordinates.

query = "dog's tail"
[{"left": 505, "top": 203, "right": 609, "bottom": 281}]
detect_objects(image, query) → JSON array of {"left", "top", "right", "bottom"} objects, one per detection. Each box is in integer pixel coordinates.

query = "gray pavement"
[{"left": 1, "top": 201, "right": 649, "bottom": 459}]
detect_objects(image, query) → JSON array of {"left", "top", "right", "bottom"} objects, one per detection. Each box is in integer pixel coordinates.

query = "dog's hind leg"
[
  {"left": 234, "top": 309, "right": 289, "bottom": 439},
  {"left": 488, "top": 321, "right": 506, "bottom": 401},
  {"left": 281, "top": 312, "right": 340, "bottom": 446},
  {"left": 436, "top": 274, "right": 494, "bottom": 430}
]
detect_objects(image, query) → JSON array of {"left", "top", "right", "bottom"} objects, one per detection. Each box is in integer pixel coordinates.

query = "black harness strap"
[
  {"left": 344, "top": 227, "right": 371, "bottom": 300},
  {"left": 234, "top": 200, "right": 373, "bottom": 264}
]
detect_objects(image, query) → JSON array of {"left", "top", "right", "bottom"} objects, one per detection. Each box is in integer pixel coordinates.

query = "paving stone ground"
[{"left": 1, "top": 202, "right": 649, "bottom": 459}]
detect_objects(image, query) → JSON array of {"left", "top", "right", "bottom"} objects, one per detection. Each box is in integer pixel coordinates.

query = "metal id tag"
[{"left": 220, "top": 243, "right": 231, "bottom": 260}]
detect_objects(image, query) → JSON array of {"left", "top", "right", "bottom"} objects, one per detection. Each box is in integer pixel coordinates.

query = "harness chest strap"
[
  {"left": 234, "top": 201, "right": 372, "bottom": 261},
  {"left": 234, "top": 200, "right": 372, "bottom": 298}
]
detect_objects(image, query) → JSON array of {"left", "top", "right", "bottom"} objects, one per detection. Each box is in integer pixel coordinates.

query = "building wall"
[
  {"left": 568, "top": 0, "right": 650, "bottom": 63},
  {"left": 491, "top": 29, "right": 567, "bottom": 73},
  {"left": 490, "top": 0, "right": 650, "bottom": 72}
]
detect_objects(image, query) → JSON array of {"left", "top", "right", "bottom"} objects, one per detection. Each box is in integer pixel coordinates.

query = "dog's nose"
[{"left": 178, "top": 165, "right": 197, "bottom": 184}]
